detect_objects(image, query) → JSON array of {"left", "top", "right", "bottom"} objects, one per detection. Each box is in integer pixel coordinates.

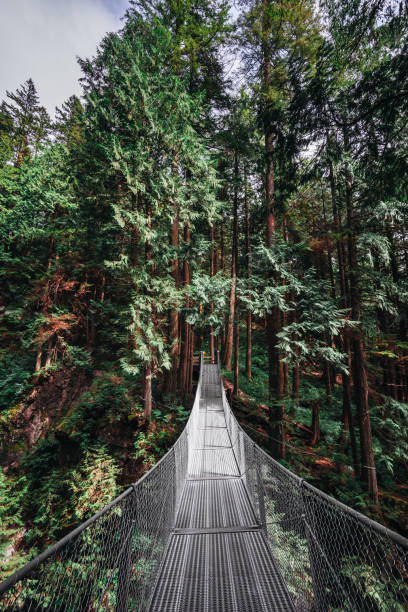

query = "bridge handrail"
[
  {"left": 216, "top": 352, "right": 408, "bottom": 610},
  {"left": 0, "top": 353, "right": 204, "bottom": 610}
]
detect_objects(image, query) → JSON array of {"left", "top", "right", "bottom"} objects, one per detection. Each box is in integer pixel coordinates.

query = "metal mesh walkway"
[
  {"left": 1, "top": 354, "right": 407, "bottom": 611},
  {"left": 148, "top": 364, "right": 294, "bottom": 611}
]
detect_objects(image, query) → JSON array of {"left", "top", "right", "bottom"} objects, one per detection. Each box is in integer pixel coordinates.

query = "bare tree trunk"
[
  {"left": 222, "top": 151, "right": 239, "bottom": 371},
  {"left": 311, "top": 401, "right": 320, "bottom": 446},
  {"left": 210, "top": 224, "right": 215, "bottom": 363},
  {"left": 35, "top": 349, "right": 42, "bottom": 372},
  {"left": 166, "top": 206, "right": 179, "bottom": 395},
  {"left": 291, "top": 303, "right": 300, "bottom": 402},
  {"left": 188, "top": 328, "right": 194, "bottom": 396},
  {"left": 179, "top": 224, "right": 191, "bottom": 395},
  {"left": 143, "top": 365, "right": 152, "bottom": 420},
  {"left": 262, "top": 0, "right": 284, "bottom": 458},
  {"left": 233, "top": 308, "right": 239, "bottom": 397},
  {"left": 45, "top": 338, "right": 53, "bottom": 367},
  {"left": 344, "top": 127, "right": 378, "bottom": 506},
  {"left": 144, "top": 200, "right": 154, "bottom": 420},
  {"left": 328, "top": 152, "right": 359, "bottom": 473},
  {"left": 220, "top": 220, "right": 226, "bottom": 352},
  {"left": 244, "top": 165, "right": 252, "bottom": 380}
]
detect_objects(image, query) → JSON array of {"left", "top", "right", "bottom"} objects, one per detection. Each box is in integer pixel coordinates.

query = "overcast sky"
[{"left": 0, "top": 0, "right": 130, "bottom": 116}]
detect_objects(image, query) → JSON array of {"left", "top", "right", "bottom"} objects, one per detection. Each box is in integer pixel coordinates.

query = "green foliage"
[
  {"left": 71, "top": 445, "right": 119, "bottom": 521},
  {"left": 0, "top": 354, "right": 32, "bottom": 411},
  {"left": 0, "top": 469, "right": 29, "bottom": 580},
  {"left": 341, "top": 556, "right": 408, "bottom": 612}
]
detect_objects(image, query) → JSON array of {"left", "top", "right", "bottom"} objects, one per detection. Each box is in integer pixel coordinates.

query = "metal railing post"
[
  {"left": 115, "top": 518, "right": 135, "bottom": 612},
  {"left": 301, "top": 481, "right": 328, "bottom": 612},
  {"left": 255, "top": 447, "right": 267, "bottom": 532}
]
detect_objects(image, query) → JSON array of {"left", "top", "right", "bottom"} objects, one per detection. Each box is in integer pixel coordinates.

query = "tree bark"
[
  {"left": 179, "top": 224, "right": 191, "bottom": 395},
  {"left": 166, "top": 205, "right": 179, "bottom": 395},
  {"left": 143, "top": 365, "right": 152, "bottom": 420},
  {"left": 144, "top": 199, "right": 154, "bottom": 419},
  {"left": 343, "top": 126, "right": 378, "bottom": 506},
  {"left": 262, "top": 3, "right": 284, "bottom": 458},
  {"left": 222, "top": 151, "right": 239, "bottom": 371},
  {"left": 233, "top": 307, "right": 239, "bottom": 397},
  {"left": 311, "top": 401, "right": 320, "bottom": 446},
  {"left": 188, "top": 328, "right": 194, "bottom": 396},
  {"left": 35, "top": 349, "right": 42, "bottom": 373},
  {"left": 210, "top": 224, "right": 215, "bottom": 363},
  {"left": 328, "top": 152, "right": 359, "bottom": 473},
  {"left": 220, "top": 220, "right": 226, "bottom": 352},
  {"left": 244, "top": 167, "right": 252, "bottom": 380}
]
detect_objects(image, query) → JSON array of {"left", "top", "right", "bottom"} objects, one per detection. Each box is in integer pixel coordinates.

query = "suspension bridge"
[{"left": 1, "top": 353, "right": 407, "bottom": 610}]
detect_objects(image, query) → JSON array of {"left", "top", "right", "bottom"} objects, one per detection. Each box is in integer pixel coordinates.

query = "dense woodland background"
[{"left": 1, "top": 0, "right": 407, "bottom": 579}]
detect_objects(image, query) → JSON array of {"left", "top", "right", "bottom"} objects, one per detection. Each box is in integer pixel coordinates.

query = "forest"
[{"left": 0, "top": 0, "right": 407, "bottom": 580}]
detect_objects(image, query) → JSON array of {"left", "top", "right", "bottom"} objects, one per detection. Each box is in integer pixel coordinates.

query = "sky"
[{"left": 0, "top": 0, "right": 130, "bottom": 116}]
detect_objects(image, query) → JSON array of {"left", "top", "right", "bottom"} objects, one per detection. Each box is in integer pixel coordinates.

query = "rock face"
[{"left": 0, "top": 368, "right": 89, "bottom": 468}]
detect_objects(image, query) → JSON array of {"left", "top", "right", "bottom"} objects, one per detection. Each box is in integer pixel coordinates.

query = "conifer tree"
[
  {"left": 3, "top": 79, "right": 51, "bottom": 166},
  {"left": 237, "top": 0, "right": 320, "bottom": 457}
]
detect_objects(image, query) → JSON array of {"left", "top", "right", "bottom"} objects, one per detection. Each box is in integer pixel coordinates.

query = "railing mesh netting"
[{"left": 219, "top": 364, "right": 408, "bottom": 612}]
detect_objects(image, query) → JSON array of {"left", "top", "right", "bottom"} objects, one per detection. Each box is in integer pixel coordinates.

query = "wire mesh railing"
[
  {"left": 0, "top": 359, "right": 203, "bottom": 612},
  {"left": 218, "top": 360, "right": 408, "bottom": 612}
]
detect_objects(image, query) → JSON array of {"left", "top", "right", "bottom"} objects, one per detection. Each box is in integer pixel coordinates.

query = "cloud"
[{"left": 0, "top": 0, "right": 130, "bottom": 116}]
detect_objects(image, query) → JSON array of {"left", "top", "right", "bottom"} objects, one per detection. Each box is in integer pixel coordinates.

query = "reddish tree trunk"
[
  {"left": 179, "top": 224, "right": 191, "bottom": 395},
  {"left": 143, "top": 200, "right": 154, "bottom": 419},
  {"left": 166, "top": 208, "right": 179, "bottom": 394},
  {"left": 233, "top": 310, "right": 239, "bottom": 398},
  {"left": 311, "top": 401, "right": 320, "bottom": 446},
  {"left": 210, "top": 224, "right": 215, "bottom": 363},
  {"left": 35, "top": 349, "right": 42, "bottom": 373},
  {"left": 244, "top": 168, "right": 252, "bottom": 380},
  {"left": 262, "top": 1, "right": 284, "bottom": 458},
  {"left": 344, "top": 127, "right": 378, "bottom": 506},
  {"left": 222, "top": 152, "right": 239, "bottom": 371},
  {"left": 188, "top": 328, "right": 195, "bottom": 396},
  {"left": 143, "top": 365, "right": 152, "bottom": 420},
  {"left": 329, "top": 154, "right": 359, "bottom": 473},
  {"left": 220, "top": 220, "right": 226, "bottom": 351}
]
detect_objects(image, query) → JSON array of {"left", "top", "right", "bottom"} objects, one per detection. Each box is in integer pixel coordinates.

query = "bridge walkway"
[{"left": 148, "top": 364, "right": 294, "bottom": 611}]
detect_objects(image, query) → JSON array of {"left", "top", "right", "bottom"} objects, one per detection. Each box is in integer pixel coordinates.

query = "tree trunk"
[
  {"left": 233, "top": 308, "right": 239, "bottom": 397},
  {"left": 262, "top": 0, "right": 284, "bottom": 458},
  {"left": 144, "top": 200, "right": 154, "bottom": 420},
  {"left": 35, "top": 349, "right": 42, "bottom": 373},
  {"left": 311, "top": 401, "right": 320, "bottom": 446},
  {"left": 166, "top": 206, "right": 179, "bottom": 395},
  {"left": 291, "top": 303, "right": 300, "bottom": 403},
  {"left": 188, "top": 328, "right": 194, "bottom": 396},
  {"left": 222, "top": 151, "right": 239, "bottom": 371},
  {"left": 244, "top": 165, "right": 252, "bottom": 380},
  {"left": 344, "top": 127, "right": 378, "bottom": 506},
  {"left": 45, "top": 338, "right": 53, "bottom": 367},
  {"left": 179, "top": 224, "right": 191, "bottom": 395},
  {"left": 328, "top": 152, "right": 359, "bottom": 473},
  {"left": 220, "top": 220, "right": 226, "bottom": 352},
  {"left": 143, "top": 365, "right": 152, "bottom": 420},
  {"left": 210, "top": 224, "right": 215, "bottom": 363}
]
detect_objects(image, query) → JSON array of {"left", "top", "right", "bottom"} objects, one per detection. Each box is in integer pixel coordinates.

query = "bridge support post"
[
  {"left": 301, "top": 483, "right": 327, "bottom": 612},
  {"left": 255, "top": 447, "right": 267, "bottom": 532},
  {"left": 115, "top": 519, "right": 134, "bottom": 612}
]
